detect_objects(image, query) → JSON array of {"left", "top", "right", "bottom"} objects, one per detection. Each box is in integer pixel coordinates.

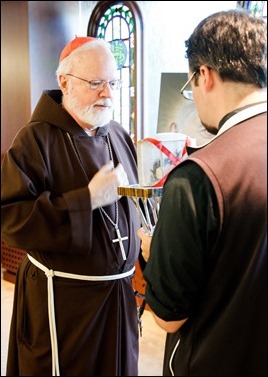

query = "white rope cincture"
[
  {"left": 27, "top": 254, "right": 135, "bottom": 376},
  {"left": 45, "top": 269, "right": 60, "bottom": 376},
  {"left": 169, "top": 338, "right": 180, "bottom": 376}
]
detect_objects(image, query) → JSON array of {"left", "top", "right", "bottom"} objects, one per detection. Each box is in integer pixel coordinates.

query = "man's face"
[{"left": 63, "top": 47, "right": 118, "bottom": 128}]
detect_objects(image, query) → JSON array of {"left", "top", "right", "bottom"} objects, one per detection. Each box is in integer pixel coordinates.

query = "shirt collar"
[{"left": 188, "top": 101, "right": 267, "bottom": 153}]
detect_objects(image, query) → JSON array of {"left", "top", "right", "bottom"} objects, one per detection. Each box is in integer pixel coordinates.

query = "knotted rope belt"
[{"left": 27, "top": 254, "right": 135, "bottom": 376}]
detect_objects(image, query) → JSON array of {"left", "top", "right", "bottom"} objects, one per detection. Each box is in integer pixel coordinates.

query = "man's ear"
[
  {"left": 199, "top": 65, "right": 214, "bottom": 91},
  {"left": 58, "top": 74, "right": 68, "bottom": 94}
]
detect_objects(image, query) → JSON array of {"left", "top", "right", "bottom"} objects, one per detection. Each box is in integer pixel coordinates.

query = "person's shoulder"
[
  {"left": 109, "top": 120, "right": 127, "bottom": 132},
  {"left": 164, "top": 159, "right": 208, "bottom": 191},
  {"left": 10, "top": 120, "right": 50, "bottom": 148},
  {"left": 169, "top": 159, "right": 206, "bottom": 179},
  {"left": 108, "top": 120, "right": 132, "bottom": 140}
]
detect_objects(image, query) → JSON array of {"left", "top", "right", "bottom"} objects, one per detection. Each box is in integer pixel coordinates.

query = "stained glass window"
[
  {"left": 88, "top": 1, "right": 142, "bottom": 144},
  {"left": 237, "top": 1, "right": 267, "bottom": 17}
]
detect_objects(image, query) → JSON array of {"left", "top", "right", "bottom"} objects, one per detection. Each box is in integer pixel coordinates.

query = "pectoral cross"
[{"left": 112, "top": 225, "right": 128, "bottom": 260}]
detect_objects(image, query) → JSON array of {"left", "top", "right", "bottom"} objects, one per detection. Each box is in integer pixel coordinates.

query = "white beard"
[{"left": 67, "top": 93, "right": 114, "bottom": 128}]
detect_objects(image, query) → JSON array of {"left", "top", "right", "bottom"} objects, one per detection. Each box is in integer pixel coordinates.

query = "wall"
[
  {"left": 28, "top": 1, "right": 99, "bottom": 111},
  {"left": 28, "top": 1, "right": 237, "bottom": 136},
  {"left": 139, "top": 1, "right": 237, "bottom": 136},
  {"left": 1, "top": 1, "right": 237, "bottom": 156},
  {"left": 1, "top": 1, "right": 31, "bottom": 155}
]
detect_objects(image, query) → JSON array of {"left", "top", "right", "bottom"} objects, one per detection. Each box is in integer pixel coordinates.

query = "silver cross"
[{"left": 112, "top": 225, "right": 128, "bottom": 260}]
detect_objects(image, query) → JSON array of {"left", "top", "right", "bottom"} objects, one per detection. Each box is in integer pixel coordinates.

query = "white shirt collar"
[{"left": 191, "top": 101, "right": 267, "bottom": 150}]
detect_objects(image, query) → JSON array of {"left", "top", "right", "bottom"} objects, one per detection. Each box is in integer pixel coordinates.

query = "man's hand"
[
  {"left": 88, "top": 161, "right": 129, "bottom": 209},
  {"left": 137, "top": 227, "right": 152, "bottom": 261}
]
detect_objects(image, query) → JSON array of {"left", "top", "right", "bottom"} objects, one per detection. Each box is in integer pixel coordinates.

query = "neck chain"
[{"left": 100, "top": 133, "right": 128, "bottom": 260}]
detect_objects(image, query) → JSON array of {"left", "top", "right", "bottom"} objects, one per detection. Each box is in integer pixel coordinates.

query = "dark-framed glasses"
[
  {"left": 66, "top": 73, "right": 122, "bottom": 91},
  {"left": 180, "top": 70, "right": 198, "bottom": 100}
]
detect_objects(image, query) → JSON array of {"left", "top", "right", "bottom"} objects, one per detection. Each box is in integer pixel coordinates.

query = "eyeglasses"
[
  {"left": 180, "top": 70, "right": 198, "bottom": 100},
  {"left": 66, "top": 73, "right": 122, "bottom": 91}
]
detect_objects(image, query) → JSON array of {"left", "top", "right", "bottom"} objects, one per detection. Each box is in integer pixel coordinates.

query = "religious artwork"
[
  {"left": 110, "top": 39, "right": 127, "bottom": 69},
  {"left": 157, "top": 72, "right": 214, "bottom": 146},
  {"left": 157, "top": 72, "right": 187, "bottom": 133},
  {"left": 137, "top": 133, "right": 195, "bottom": 187}
]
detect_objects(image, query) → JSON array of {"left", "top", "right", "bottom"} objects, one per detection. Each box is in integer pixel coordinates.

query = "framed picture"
[{"left": 157, "top": 72, "right": 213, "bottom": 146}]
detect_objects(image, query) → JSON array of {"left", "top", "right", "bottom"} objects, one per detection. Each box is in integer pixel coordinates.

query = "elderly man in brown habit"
[{"left": 1, "top": 36, "right": 142, "bottom": 376}]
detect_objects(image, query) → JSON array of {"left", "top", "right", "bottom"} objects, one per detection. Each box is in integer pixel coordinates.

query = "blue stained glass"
[{"left": 110, "top": 39, "right": 127, "bottom": 70}]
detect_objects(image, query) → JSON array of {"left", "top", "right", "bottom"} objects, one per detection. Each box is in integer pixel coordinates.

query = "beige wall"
[
  {"left": 1, "top": 1, "right": 237, "bottom": 156},
  {"left": 1, "top": 1, "right": 31, "bottom": 155}
]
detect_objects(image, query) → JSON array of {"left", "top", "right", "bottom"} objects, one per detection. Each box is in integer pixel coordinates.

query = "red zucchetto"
[{"left": 59, "top": 36, "right": 97, "bottom": 62}]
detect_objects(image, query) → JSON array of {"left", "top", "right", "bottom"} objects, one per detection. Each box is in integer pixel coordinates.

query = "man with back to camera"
[{"left": 137, "top": 9, "right": 267, "bottom": 376}]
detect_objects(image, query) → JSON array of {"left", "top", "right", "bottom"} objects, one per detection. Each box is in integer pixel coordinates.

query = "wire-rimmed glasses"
[
  {"left": 180, "top": 70, "right": 198, "bottom": 100},
  {"left": 66, "top": 73, "right": 122, "bottom": 91}
]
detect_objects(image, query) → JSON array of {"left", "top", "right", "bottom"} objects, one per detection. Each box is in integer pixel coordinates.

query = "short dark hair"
[{"left": 185, "top": 10, "right": 267, "bottom": 88}]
